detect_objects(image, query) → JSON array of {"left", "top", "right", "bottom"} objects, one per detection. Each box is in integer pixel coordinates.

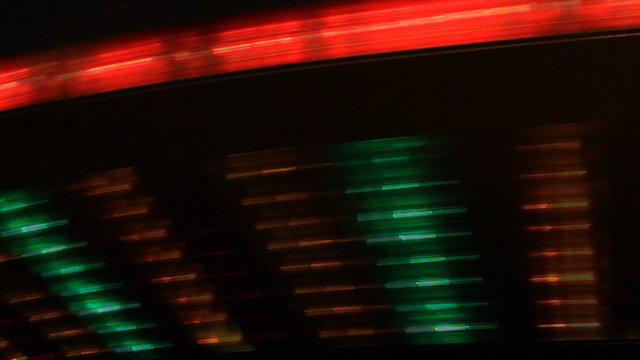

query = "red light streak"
[
  {"left": 65, "top": 348, "right": 109, "bottom": 357},
  {"left": 84, "top": 58, "right": 154, "bottom": 75},
  {"left": 305, "top": 305, "right": 390, "bottom": 316},
  {"left": 319, "top": 328, "right": 400, "bottom": 338},
  {"left": 537, "top": 298, "right": 598, "bottom": 306},
  {"left": 256, "top": 215, "right": 344, "bottom": 230},
  {"left": 181, "top": 311, "right": 227, "bottom": 325},
  {"left": 529, "top": 249, "right": 593, "bottom": 257},
  {"left": 538, "top": 322, "right": 600, "bottom": 328},
  {"left": 169, "top": 293, "right": 213, "bottom": 305},
  {"left": 522, "top": 201, "right": 589, "bottom": 210},
  {"left": 267, "top": 236, "right": 362, "bottom": 250},
  {"left": 85, "top": 184, "right": 132, "bottom": 196},
  {"left": 104, "top": 206, "right": 150, "bottom": 218},
  {"left": 517, "top": 141, "right": 581, "bottom": 150},
  {"left": 120, "top": 228, "right": 167, "bottom": 241},
  {"left": 526, "top": 223, "right": 591, "bottom": 231},
  {"left": 521, "top": 170, "right": 587, "bottom": 179},
  {"left": 2, "top": 0, "right": 640, "bottom": 112},
  {"left": 8, "top": 293, "right": 47, "bottom": 303},
  {"left": 0, "top": 253, "right": 18, "bottom": 263},
  {"left": 151, "top": 273, "right": 197, "bottom": 284},
  {"left": 135, "top": 249, "right": 182, "bottom": 263},
  {"left": 281, "top": 259, "right": 368, "bottom": 272},
  {"left": 196, "top": 336, "right": 242, "bottom": 345},
  {"left": 227, "top": 163, "right": 332, "bottom": 179},
  {"left": 0, "top": 68, "right": 29, "bottom": 80},
  {"left": 294, "top": 283, "right": 381, "bottom": 294},
  {"left": 28, "top": 311, "right": 67, "bottom": 322},
  {"left": 48, "top": 328, "right": 91, "bottom": 339}
]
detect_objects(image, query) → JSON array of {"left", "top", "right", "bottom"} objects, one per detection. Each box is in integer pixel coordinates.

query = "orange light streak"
[
  {"left": 151, "top": 273, "right": 197, "bottom": 284},
  {"left": 305, "top": 305, "right": 390, "bottom": 316},
  {"left": 85, "top": 184, "right": 132, "bottom": 196}
]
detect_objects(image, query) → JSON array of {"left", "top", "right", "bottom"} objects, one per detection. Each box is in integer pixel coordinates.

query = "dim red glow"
[
  {"left": 529, "top": 249, "right": 593, "bottom": 257},
  {"left": 526, "top": 223, "right": 591, "bottom": 231},
  {"left": 151, "top": 273, "right": 197, "bottom": 284},
  {"left": 2, "top": 0, "right": 640, "bottom": 113},
  {"left": 305, "top": 305, "right": 390, "bottom": 316},
  {"left": 28, "top": 311, "right": 67, "bottom": 322},
  {"left": 537, "top": 298, "right": 598, "bottom": 306},
  {"left": 180, "top": 311, "right": 227, "bottom": 325},
  {"left": 104, "top": 206, "right": 150, "bottom": 218},
  {"left": 8, "top": 293, "right": 47, "bottom": 304},
  {"left": 85, "top": 184, "right": 132, "bottom": 196},
  {"left": 517, "top": 141, "right": 581, "bottom": 150},
  {"left": 196, "top": 335, "right": 243, "bottom": 345},
  {"left": 0, "top": 253, "right": 18, "bottom": 263},
  {"left": 135, "top": 249, "right": 183, "bottom": 263},
  {"left": 520, "top": 170, "right": 587, "bottom": 179},
  {"left": 538, "top": 322, "right": 600, "bottom": 328},
  {"left": 169, "top": 293, "right": 214, "bottom": 305},
  {"left": 294, "top": 283, "right": 381, "bottom": 294},
  {"left": 120, "top": 228, "right": 167, "bottom": 241},
  {"left": 256, "top": 215, "right": 345, "bottom": 230},
  {"left": 319, "top": 328, "right": 400, "bottom": 338},
  {"left": 522, "top": 201, "right": 589, "bottom": 210},
  {"left": 267, "top": 236, "right": 362, "bottom": 250},
  {"left": 281, "top": 259, "right": 368, "bottom": 272},
  {"left": 48, "top": 328, "right": 91, "bottom": 339}
]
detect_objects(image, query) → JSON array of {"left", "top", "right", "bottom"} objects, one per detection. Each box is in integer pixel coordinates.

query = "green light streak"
[
  {"left": 2, "top": 219, "right": 68, "bottom": 236},
  {"left": 56, "top": 281, "right": 120, "bottom": 297},
  {"left": 371, "top": 155, "right": 411, "bottom": 163},
  {"left": 113, "top": 342, "right": 170, "bottom": 353},
  {"left": 42, "top": 262, "right": 104, "bottom": 277},
  {"left": 338, "top": 153, "right": 445, "bottom": 167},
  {"left": 16, "top": 237, "right": 87, "bottom": 257},
  {"left": 386, "top": 277, "right": 483, "bottom": 289},
  {"left": 339, "top": 135, "right": 494, "bottom": 344},
  {"left": 0, "top": 200, "right": 47, "bottom": 212},
  {"left": 378, "top": 254, "right": 480, "bottom": 266},
  {"left": 0, "top": 191, "right": 47, "bottom": 213},
  {"left": 393, "top": 209, "right": 432, "bottom": 219},
  {"left": 366, "top": 231, "right": 471, "bottom": 244},
  {"left": 0, "top": 190, "right": 171, "bottom": 355},
  {"left": 405, "top": 324, "right": 496, "bottom": 333},
  {"left": 70, "top": 298, "right": 141, "bottom": 316},
  {"left": 97, "top": 322, "right": 155, "bottom": 334},
  {"left": 346, "top": 180, "right": 458, "bottom": 194},
  {"left": 335, "top": 136, "right": 428, "bottom": 153},
  {"left": 396, "top": 302, "right": 489, "bottom": 312}
]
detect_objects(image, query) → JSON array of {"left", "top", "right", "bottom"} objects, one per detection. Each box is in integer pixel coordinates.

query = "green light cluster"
[
  {"left": 0, "top": 191, "right": 168, "bottom": 355},
  {"left": 338, "top": 136, "right": 496, "bottom": 344}
]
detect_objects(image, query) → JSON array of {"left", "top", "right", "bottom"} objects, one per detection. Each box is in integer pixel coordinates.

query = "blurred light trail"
[
  {"left": 72, "top": 168, "right": 248, "bottom": 350},
  {"left": 0, "top": 190, "right": 165, "bottom": 356},
  {"left": 517, "top": 124, "right": 605, "bottom": 340},
  {"left": 2, "top": 0, "right": 640, "bottom": 112},
  {"left": 228, "top": 135, "right": 496, "bottom": 346}
]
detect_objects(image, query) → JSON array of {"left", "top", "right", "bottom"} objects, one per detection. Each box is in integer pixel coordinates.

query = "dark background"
[{"left": 1, "top": 6, "right": 640, "bottom": 356}]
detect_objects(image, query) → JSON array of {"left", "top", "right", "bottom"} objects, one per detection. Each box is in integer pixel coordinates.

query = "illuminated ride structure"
[{"left": 1, "top": 1, "right": 640, "bottom": 359}]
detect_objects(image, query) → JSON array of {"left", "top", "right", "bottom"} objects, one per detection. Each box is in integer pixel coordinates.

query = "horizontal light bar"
[{"left": 2, "top": 0, "right": 640, "bottom": 113}]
